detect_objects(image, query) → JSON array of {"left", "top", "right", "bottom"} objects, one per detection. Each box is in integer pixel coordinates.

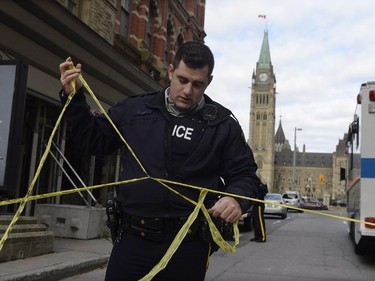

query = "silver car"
[
  {"left": 264, "top": 193, "right": 288, "bottom": 219},
  {"left": 282, "top": 191, "right": 305, "bottom": 213}
]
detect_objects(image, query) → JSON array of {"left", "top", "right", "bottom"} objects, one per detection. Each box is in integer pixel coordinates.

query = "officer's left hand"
[{"left": 208, "top": 196, "right": 242, "bottom": 223}]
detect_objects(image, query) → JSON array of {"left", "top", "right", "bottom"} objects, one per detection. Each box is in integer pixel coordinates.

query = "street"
[{"left": 62, "top": 209, "right": 375, "bottom": 280}]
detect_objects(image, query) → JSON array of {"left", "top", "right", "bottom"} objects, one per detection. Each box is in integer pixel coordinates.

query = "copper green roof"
[{"left": 258, "top": 30, "right": 272, "bottom": 69}]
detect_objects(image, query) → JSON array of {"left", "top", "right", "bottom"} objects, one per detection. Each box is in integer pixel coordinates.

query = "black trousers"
[
  {"left": 105, "top": 230, "right": 211, "bottom": 281},
  {"left": 253, "top": 203, "right": 266, "bottom": 241}
]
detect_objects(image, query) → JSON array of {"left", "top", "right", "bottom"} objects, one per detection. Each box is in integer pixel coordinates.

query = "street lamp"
[
  {"left": 306, "top": 177, "right": 312, "bottom": 198},
  {"left": 292, "top": 127, "right": 302, "bottom": 189}
]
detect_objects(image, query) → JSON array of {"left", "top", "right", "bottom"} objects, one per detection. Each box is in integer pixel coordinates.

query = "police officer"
[
  {"left": 250, "top": 183, "right": 268, "bottom": 242},
  {"left": 59, "top": 41, "right": 260, "bottom": 281}
]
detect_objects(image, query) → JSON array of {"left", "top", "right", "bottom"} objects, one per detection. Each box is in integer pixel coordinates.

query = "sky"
[{"left": 204, "top": 0, "right": 375, "bottom": 153}]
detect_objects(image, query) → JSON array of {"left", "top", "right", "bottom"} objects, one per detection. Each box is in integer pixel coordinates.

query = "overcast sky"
[{"left": 204, "top": 0, "right": 375, "bottom": 153}]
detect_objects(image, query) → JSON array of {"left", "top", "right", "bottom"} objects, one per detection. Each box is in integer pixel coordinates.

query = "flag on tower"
[{"left": 258, "top": 14, "right": 266, "bottom": 19}]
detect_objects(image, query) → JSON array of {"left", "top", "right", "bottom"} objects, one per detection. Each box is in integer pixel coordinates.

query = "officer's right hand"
[{"left": 59, "top": 58, "right": 82, "bottom": 94}]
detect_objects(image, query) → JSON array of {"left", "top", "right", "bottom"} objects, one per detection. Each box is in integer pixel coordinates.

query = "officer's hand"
[
  {"left": 208, "top": 196, "right": 242, "bottom": 223},
  {"left": 59, "top": 58, "right": 82, "bottom": 94}
]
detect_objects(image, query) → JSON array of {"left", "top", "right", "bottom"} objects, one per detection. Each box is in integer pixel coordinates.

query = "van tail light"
[
  {"left": 370, "top": 90, "right": 375, "bottom": 101},
  {"left": 364, "top": 217, "right": 375, "bottom": 229}
]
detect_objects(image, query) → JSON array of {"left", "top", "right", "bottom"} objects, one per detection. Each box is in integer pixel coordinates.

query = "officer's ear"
[
  {"left": 168, "top": 64, "right": 174, "bottom": 80},
  {"left": 208, "top": 75, "right": 213, "bottom": 86}
]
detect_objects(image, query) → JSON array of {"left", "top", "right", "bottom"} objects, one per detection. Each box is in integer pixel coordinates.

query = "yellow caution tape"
[
  {"left": 0, "top": 177, "right": 149, "bottom": 207},
  {"left": 0, "top": 91, "right": 76, "bottom": 250},
  {"left": 1, "top": 59, "right": 375, "bottom": 279},
  {"left": 140, "top": 189, "right": 208, "bottom": 281}
]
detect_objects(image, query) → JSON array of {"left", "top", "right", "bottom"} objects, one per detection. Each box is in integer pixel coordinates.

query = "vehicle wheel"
[
  {"left": 355, "top": 242, "right": 366, "bottom": 255},
  {"left": 349, "top": 222, "right": 355, "bottom": 239},
  {"left": 298, "top": 210, "right": 304, "bottom": 213},
  {"left": 281, "top": 213, "right": 287, "bottom": 219},
  {"left": 243, "top": 217, "right": 252, "bottom": 231}
]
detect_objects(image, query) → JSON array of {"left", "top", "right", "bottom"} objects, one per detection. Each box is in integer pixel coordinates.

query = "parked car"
[
  {"left": 282, "top": 191, "right": 305, "bottom": 213},
  {"left": 264, "top": 193, "right": 288, "bottom": 219},
  {"left": 331, "top": 199, "right": 347, "bottom": 207},
  {"left": 304, "top": 200, "right": 328, "bottom": 210}
]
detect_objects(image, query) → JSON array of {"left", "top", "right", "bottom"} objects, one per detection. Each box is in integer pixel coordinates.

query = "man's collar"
[{"left": 164, "top": 87, "right": 205, "bottom": 117}]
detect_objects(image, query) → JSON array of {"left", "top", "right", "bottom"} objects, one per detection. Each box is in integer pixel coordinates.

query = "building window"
[
  {"left": 59, "top": 0, "right": 80, "bottom": 16},
  {"left": 68, "top": 0, "right": 77, "bottom": 13},
  {"left": 146, "top": 1, "right": 156, "bottom": 47},
  {"left": 177, "top": 33, "right": 184, "bottom": 49},
  {"left": 165, "top": 20, "right": 173, "bottom": 63},
  {"left": 120, "top": 0, "right": 130, "bottom": 37},
  {"left": 193, "top": 0, "right": 199, "bottom": 20}
]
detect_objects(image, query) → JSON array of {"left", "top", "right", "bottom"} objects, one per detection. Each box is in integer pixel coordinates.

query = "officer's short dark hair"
[{"left": 173, "top": 41, "right": 215, "bottom": 77}]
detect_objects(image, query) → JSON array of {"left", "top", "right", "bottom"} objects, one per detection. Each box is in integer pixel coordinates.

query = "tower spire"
[{"left": 258, "top": 30, "right": 272, "bottom": 69}]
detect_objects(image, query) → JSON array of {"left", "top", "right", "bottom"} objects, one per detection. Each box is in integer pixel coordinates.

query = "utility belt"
[
  {"left": 115, "top": 213, "right": 234, "bottom": 249},
  {"left": 117, "top": 214, "right": 199, "bottom": 243}
]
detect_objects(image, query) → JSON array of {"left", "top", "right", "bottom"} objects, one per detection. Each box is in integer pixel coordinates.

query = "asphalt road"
[{"left": 61, "top": 208, "right": 375, "bottom": 281}]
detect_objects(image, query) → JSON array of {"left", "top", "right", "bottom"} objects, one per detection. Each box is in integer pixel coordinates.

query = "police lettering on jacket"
[{"left": 172, "top": 125, "right": 194, "bottom": 140}]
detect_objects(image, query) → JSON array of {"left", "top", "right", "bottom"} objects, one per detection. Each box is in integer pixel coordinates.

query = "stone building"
[
  {"left": 248, "top": 30, "right": 347, "bottom": 202},
  {"left": 273, "top": 122, "right": 347, "bottom": 202},
  {"left": 0, "top": 0, "right": 206, "bottom": 214}
]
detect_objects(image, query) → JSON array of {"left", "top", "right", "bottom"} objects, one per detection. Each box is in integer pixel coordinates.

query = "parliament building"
[{"left": 248, "top": 31, "right": 347, "bottom": 203}]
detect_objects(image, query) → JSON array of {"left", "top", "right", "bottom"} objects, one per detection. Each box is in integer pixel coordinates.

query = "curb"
[{"left": 3, "top": 255, "right": 110, "bottom": 281}]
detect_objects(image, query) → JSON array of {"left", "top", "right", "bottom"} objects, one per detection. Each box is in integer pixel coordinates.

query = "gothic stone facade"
[{"left": 57, "top": 0, "right": 206, "bottom": 85}]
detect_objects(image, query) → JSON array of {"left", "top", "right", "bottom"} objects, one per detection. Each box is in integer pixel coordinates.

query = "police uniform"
[
  {"left": 251, "top": 183, "right": 268, "bottom": 242},
  {"left": 60, "top": 87, "right": 260, "bottom": 281}
]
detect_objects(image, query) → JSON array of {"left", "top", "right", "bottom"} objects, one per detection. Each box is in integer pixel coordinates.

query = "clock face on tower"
[{"left": 259, "top": 73, "right": 268, "bottom": 82}]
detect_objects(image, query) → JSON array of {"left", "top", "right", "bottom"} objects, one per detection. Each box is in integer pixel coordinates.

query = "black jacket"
[{"left": 60, "top": 88, "right": 260, "bottom": 217}]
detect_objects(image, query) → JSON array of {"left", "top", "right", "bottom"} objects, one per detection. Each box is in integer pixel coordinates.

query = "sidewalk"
[{"left": 0, "top": 237, "right": 113, "bottom": 281}]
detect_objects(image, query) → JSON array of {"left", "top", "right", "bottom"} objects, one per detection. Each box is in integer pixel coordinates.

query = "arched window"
[
  {"left": 120, "top": 0, "right": 131, "bottom": 37},
  {"left": 165, "top": 20, "right": 174, "bottom": 63},
  {"left": 176, "top": 33, "right": 184, "bottom": 49},
  {"left": 146, "top": 1, "right": 157, "bottom": 47}
]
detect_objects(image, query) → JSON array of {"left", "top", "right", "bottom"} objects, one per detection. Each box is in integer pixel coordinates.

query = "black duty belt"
[{"left": 119, "top": 214, "right": 199, "bottom": 242}]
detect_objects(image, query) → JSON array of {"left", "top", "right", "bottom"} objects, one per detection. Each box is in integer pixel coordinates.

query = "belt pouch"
[
  {"left": 130, "top": 225, "right": 164, "bottom": 242},
  {"left": 130, "top": 216, "right": 163, "bottom": 231}
]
